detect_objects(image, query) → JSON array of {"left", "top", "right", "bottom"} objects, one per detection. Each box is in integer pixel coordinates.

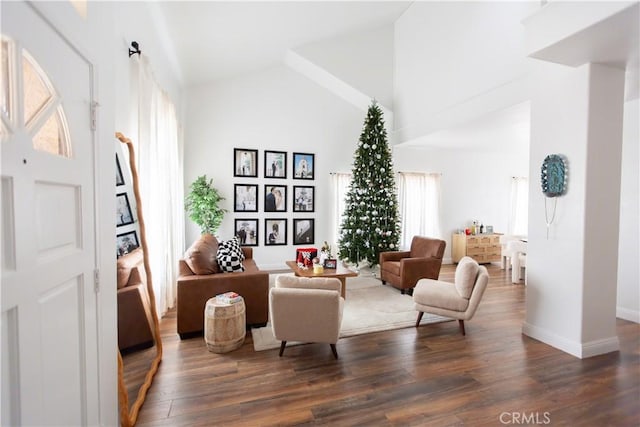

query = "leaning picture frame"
[
  {"left": 234, "top": 148, "right": 258, "bottom": 177},
  {"left": 293, "top": 218, "right": 314, "bottom": 245},
  {"left": 293, "top": 185, "right": 314, "bottom": 212},
  {"left": 293, "top": 152, "right": 314, "bottom": 180},
  {"left": 265, "top": 218, "right": 287, "bottom": 246},
  {"left": 116, "top": 192, "right": 134, "bottom": 227},
  {"left": 116, "top": 230, "right": 139, "bottom": 257},
  {"left": 116, "top": 154, "right": 124, "bottom": 186},
  {"left": 264, "top": 150, "right": 287, "bottom": 179},
  {"left": 234, "top": 184, "right": 258, "bottom": 212},
  {"left": 235, "top": 218, "right": 259, "bottom": 246}
]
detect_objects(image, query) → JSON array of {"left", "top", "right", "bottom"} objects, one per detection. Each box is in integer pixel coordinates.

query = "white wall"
[
  {"left": 183, "top": 65, "right": 365, "bottom": 269},
  {"left": 294, "top": 25, "right": 395, "bottom": 109},
  {"left": 393, "top": 145, "right": 529, "bottom": 262},
  {"left": 393, "top": 1, "right": 539, "bottom": 143},
  {"left": 617, "top": 98, "right": 640, "bottom": 322}
]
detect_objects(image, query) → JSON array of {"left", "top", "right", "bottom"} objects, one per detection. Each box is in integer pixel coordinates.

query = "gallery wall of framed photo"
[
  {"left": 232, "top": 148, "right": 315, "bottom": 248},
  {"left": 115, "top": 147, "right": 141, "bottom": 257}
]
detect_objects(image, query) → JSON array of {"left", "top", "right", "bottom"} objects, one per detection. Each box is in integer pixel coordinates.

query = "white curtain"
[
  {"left": 397, "top": 172, "right": 442, "bottom": 250},
  {"left": 508, "top": 177, "right": 529, "bottom": 236},
  {"left": 329, "top": 173, "right": 352, "bottom": 252},
  {"left": 137, "top": 57, "right": 185, "bottom": 317}
]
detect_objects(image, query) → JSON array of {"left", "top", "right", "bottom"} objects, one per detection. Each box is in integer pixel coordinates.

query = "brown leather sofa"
[
  {"left": 177, "top": 234, "right": 269, "bottom": 339},
  {"left": 117, "top": 248, "right": 155, "bottom": 352},
  {"left": 379, "top": 236, "right": 446, "bottom": 295}
]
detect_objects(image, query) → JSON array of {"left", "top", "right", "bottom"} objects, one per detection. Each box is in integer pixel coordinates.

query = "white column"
[{"left": 523, "top": 61, "right": 625, "bottom": 358}]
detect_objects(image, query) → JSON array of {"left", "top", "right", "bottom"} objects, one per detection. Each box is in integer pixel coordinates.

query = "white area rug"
[{"left": 252, "top": 273, "right": 451, "bottom": 351}]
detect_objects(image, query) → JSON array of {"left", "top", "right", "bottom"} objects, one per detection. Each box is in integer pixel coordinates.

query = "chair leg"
[
  {"left": 279, "top": 341, "right": 287, "bottom": 357},
  {"left": 458, "top": 320, "right": 466, "bottom": 336},
  {"left": 415, "top": 311, "right": 424, "bottom": 327},
  {"left": 330, "top": 344, "right": 338, "bottom": 359}
]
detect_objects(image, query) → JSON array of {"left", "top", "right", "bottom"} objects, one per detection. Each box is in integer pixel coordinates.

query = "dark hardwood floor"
[{"left": 136, "top": 264, "right": 640, "bottom": 426}]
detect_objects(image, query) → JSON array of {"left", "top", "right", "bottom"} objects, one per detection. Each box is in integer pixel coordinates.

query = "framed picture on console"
[
  {"left": 234, "top": 148, "right": 258, "bottom": 177},
  {"left": 293, "top": 186, "right": 314, "bottom": 212},
  {"left": 234, "top": 184, "right": 258, "bottom": 212},
  {"left": 265, "top": 218, "right": 287, "bottom": 246},
  {"left": 264, "top": 185, "right": 287, "bottom": 212},
  {"left": 235, "top": 218, "right": 258, "bottom": 246},
  {"left": 293, "top": 218, "right": 314, "bottom": 245},
  {"left": 293, "top": 152, "right": 314, "bottom": 180},
  {"left": 264, "top": 150, "right": 287, "bottom": 179}
]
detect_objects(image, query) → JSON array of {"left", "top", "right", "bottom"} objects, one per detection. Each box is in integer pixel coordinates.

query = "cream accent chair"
[
  {"left": 413, "top": 257, "right": 489, "bottom": 335},
  {"left": 269, "top": 275, "right": 344, "bottom": 358}
]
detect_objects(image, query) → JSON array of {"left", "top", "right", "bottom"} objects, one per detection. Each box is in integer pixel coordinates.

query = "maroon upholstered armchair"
[{"left": 379, "top": 236, "right": 446, "bottom": 295}]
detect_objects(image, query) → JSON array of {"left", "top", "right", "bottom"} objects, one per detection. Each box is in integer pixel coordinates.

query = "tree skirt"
[{"left": 252, "top": 274, "right": 451, "bottom": 351}]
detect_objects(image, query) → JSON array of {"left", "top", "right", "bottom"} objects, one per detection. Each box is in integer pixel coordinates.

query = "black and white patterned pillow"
[
  {"left": 218, "top": 236, "right": 245, "bottom": 261},
  {"left": 216, "top": 251, "right": 244, "bottom": 273},
  {"left": 216, "top": 237, "right": 245, "bottom": 272}
]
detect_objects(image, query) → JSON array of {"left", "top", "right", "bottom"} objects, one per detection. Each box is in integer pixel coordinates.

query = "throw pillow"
[
  {"left": 216, "top": 236, "right": 245, "bottom": 273},
  {"left": 454, "top": 256, "right": 479, "bottom": 299},
  {"left": 218, "top": 236, "right": 245, "bottom": 261},
  {"left": 216, "top": 251, "right": 245, "bottom": 273},
  {"left": 184, "top": 234, "right": 220, "bottom": 275}
]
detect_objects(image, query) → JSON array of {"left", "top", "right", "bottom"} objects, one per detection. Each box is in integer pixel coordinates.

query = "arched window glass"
[{"left": 0, "top": 35, "right": 71, "bottom": 157}]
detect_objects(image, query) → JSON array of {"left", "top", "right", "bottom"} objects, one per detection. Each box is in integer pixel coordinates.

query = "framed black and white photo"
[
  {"left": 234, "top": 148, "right": 258, "bottom": 177},
  {"left": 116, "top": 192, "right": 134, "bottom": 227},
  {"left": 293, "top": 218, "right": 314, "bottom": 245},
  {"left": 264, "top": 150, "right": 287, "bottom": 179},
  {"left": 264, "top": 185, "right": 287, "bottom": 212},
  {"left": 265, "top": 218, "right": 287, "bottom": 246},
  {"left": 116, "top": 155, "right": 124, "bottom": 186},
  {"left": 234, "top": 184, "right": 258, "bottom": 212},
  {"left": 293, "top": 185, "right": 314, "bottom": 212},
  {"left": 116, "top": 230, "right": 139, "bottom": 257},
  {"left": 293, "top": 152, "right": 314, "bottom": 180},
  {"left": 235, "top": 219, "right": 258, "bottom": 246}
]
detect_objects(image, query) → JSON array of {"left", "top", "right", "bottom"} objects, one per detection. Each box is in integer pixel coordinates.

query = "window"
[
  {"left": 1, "top": 36, "right": 71, "bottom": 157},
  {"left": 509, "top": 177, "right": 528, "bottom": 236},
  {"left": 397, "top": 172, "right": 441, "bottom": 250},
  {"left": 330, "top": 172, "right": 352, "bottom": 249}
]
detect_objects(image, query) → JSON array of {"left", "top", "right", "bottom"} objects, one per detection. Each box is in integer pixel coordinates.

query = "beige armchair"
[
  {"left": 413, "top": 256, "right": 489, "bottom": 335},
  {"left": 269, "top": 275, "right": 344, "bottom": 358},
  {"left": 379, "top": 236, "right": 446, "bottom": 295}
]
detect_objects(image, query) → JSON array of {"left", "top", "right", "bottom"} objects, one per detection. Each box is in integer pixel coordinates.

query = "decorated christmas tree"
[{"left": 338, "top": 101, "right": 400, "bottom": 267}]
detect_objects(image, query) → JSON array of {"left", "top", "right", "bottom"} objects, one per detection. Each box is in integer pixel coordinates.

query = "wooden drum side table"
[{"left": 204, "top": 297, "right": 246, "bottom": 353}]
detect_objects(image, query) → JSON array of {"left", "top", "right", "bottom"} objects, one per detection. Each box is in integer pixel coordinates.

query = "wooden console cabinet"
[{"left": 452, "top": 233, "right": 501, "bottom": 264}]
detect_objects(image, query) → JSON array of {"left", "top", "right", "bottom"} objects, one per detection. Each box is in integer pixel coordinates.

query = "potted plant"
[{"left": 185, "top": 175, "right": 227, "bottom": 235}]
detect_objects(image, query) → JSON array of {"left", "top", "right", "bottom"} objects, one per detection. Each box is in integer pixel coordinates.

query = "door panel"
[{"left": 1, "top": 2, "right": 99, "bottom": 425}]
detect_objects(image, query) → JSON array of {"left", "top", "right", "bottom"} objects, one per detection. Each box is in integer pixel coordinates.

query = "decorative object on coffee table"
[
  {"left": 286, "top": 260, "right": 357, "bottom": 299},
  {"left": 204, "top": 296, "right": 246, "bottom": 353}
]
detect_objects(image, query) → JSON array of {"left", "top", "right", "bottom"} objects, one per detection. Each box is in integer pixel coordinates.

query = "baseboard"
[
  {"left": 522, "top": 322, "right": 619, "bottom": 359},
  {"left": 616, "top": 306, "right": 640, "bottom": 323}
]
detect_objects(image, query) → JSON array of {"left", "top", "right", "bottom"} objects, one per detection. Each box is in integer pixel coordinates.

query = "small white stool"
[{"left": 204, "top": 297, "right": 246, "bottom": 353}]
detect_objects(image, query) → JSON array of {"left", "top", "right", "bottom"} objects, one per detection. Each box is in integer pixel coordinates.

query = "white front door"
[{"left": 1, "top": 2, "right": 99, "bottom": 425}]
